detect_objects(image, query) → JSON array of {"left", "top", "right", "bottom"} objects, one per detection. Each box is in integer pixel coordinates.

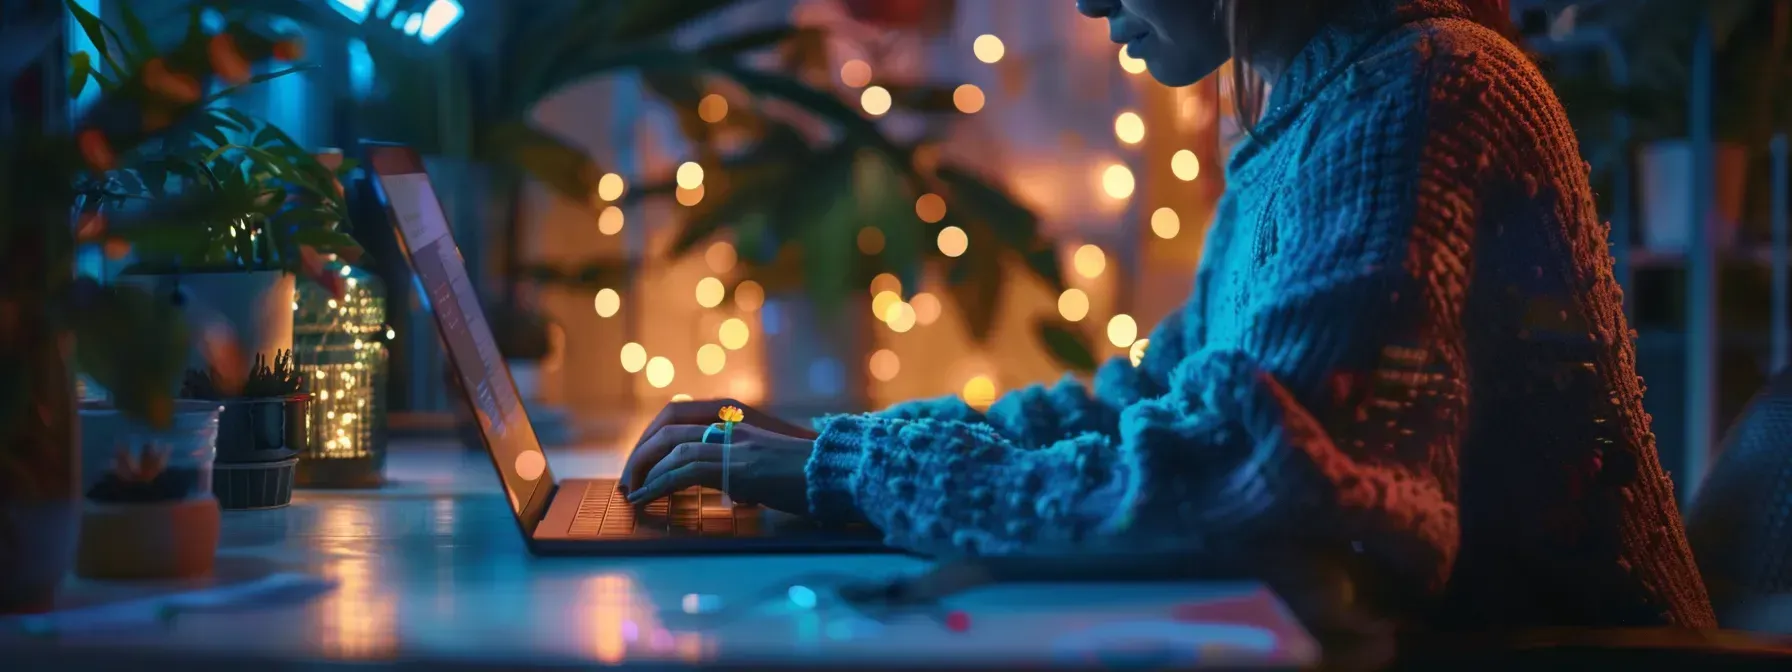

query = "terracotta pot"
[
  {"left": 75, "top": 497, "right": 220, "bottom": 580},
  {"left": 1638, "top": 140, "right": 1749, "bottom": 252}
]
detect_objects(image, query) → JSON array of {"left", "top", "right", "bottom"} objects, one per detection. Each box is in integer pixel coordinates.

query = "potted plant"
[
  {"left": 0, "top": 0, "right": 336, "bottom": 613},
  {"left": 182, "top": 350, "right": 306, "bottom": 509},
  {"left": 75, "top": 399, "right": 224, "bottom": 580}
]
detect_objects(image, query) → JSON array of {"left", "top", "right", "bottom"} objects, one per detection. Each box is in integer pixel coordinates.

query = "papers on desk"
[{"left": 2, "top": 573, "right": 336, "bottom": 638}]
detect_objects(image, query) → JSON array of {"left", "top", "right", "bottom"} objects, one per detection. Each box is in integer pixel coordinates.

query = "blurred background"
[{"left": 32, "top": 0, "right": 1792, "bottom": 497}]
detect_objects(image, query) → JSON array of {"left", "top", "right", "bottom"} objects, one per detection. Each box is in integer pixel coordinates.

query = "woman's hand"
[
  {"left": 620, "top": 422, "right": 815, "bottom": 514},
  {"left": 630, "top": 399, "right": 818, "bottom": 449}
]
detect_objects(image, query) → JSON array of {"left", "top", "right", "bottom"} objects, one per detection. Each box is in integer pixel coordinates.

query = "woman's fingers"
[
  {"left": 629, "top": 462, "right": 724, "bottom": 505},
  {"left": 641, "top": 441, "right": 725, "bottom": 488},
  {"left": 619, "top": 424, "right": 709, "bottom": 493}
]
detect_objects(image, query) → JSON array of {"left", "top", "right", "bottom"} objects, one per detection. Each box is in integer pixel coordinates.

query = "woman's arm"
[{"left": 807, "top": 45, "right": 1490, "bottom": 597}]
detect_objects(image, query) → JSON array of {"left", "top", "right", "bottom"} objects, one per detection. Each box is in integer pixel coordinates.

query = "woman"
[{"left": 621, "top": 0, "right": 1716, "bottom": 630}]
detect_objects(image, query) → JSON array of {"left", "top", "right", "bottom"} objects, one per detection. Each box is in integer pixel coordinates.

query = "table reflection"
[{"left": 314, "top": 502, "right": 398, "bottom": 659}]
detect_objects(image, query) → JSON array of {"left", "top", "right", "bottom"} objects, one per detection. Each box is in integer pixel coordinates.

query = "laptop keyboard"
[{"left": 571, "top": 481, "right": 762, "bottom": 538}]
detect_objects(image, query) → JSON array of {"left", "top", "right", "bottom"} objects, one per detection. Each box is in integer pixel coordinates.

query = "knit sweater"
[{"left": 805, "top": 0, "right": 1715, "bottom": 630}]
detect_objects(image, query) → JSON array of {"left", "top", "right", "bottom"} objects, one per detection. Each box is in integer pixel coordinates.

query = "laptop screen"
[{"left": 367, "top": 145, "right": 555, "bottom": 531}]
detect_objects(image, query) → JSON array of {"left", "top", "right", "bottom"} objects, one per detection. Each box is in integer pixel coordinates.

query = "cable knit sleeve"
[{"left": 808, "top": 39, "right": 1481, "bottom": 596}]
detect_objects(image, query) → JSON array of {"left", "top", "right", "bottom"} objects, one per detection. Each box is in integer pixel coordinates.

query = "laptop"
[{"left": 364, "top": 143, "right": 888, "bottom": 555}]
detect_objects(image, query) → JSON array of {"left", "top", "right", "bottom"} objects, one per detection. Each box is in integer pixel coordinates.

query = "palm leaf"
[{"left": 482, "top": 121, "right": 607, "bottom": 207}]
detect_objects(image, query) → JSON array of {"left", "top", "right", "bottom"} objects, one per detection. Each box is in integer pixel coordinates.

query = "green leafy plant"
[
  {"left": 218, "top": 0, "right": 1097, "bottom": 370},
  {"left": 181, "top": 349, "right": 301, "bottom": 399}
]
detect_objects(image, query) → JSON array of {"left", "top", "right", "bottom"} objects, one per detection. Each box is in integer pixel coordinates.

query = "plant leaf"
[
  {"left": 64, "top": 0, "right": 125, "bottom": 78},
  {"left": 72, "top": 283, "right": 191, "bottom": 429},
  {"left": 68, "top": 51, "right": 92, "bottom": 99},
  {"left": 1035, "top": 319, "right": 1098, "bottom": 373},
  {"left": 201, "top": 65, "right": 317, "bottom": 105},
  {"left": 698, "top": 26, "right": 815, "bottom": 58},
  {"left": 483, "top": 121, "right": 606, "bottom": 206},
  {"left": 119, "top": 1, "right": 155, "bottom": 66},
  {"left": 607, "top": 0, "right": 744, "bottom": 41},
  {"left": 945, "top": 234, "right": 1006, "bottom": 342}
]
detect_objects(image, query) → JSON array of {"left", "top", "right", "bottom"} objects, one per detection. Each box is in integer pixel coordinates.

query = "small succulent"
[
  {"left": 87, "top": 441, "right": 195, "bottom": 503},
  {"left": 182, "top": 349, "right": 302, "bottom": 400},
  {"left": 110, "top": 443, "right": 170, "bottom": 483}
]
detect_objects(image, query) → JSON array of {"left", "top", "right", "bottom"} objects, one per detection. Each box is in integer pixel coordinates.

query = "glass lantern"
[{"left": 293, "top": 262, "right": 390, "bottom": 488}]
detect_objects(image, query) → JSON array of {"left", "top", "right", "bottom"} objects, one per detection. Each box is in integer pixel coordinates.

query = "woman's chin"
[{"left": 1145, "top": 61, "right": 1206, "bottom": 87}]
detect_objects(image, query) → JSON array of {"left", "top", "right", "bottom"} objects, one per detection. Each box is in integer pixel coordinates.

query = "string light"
[
  {"left": 645, "top": 356, "right": 675, "bottom": 388},
  {"left": 593, "top": 288, "right": 621, "bottom": 317},
  {"left": 871, "top": 290, "right": 903, "bottom": 321},
  {"left": 937, "top": 226, "right": 968, "bottom": 257},
  {"left": 953, "top": 84, "right": 985, "bottom": 114},
  {"left": 1107, "top": 314, "right": 1139, "bottom": 348},
  {"left": 1101, "top": 163, "right": 1135, "bottom": 199},
  {"left": 718, "top": 318, "right": 750, "bottom": 350},
  {"left": 597, "top": 173, "right": 626, "bottom": 201},
  {"left": 861, "top": 86, "right": 892, "bottom": 116},
  {"left": 1114, "top": 111, "right": 1145, "bottom": 144},
  {"left": 597, "top": 205, "right": 624, "bottom": 235},
  {"left": 1073, "top": 244, "right": 1107, "bottom": 278},
  {"left": 697, "top": 344, "right": 727, "bottom": 375},
  {"left": 915, "top": 193, "right": 947, "bottom": 223},
  {"left": 620, "top": 342, "right": 647, "bottom": 372},
  {"left": 1118, "top": 48, "right": 1147, "bottom": 74},
  {"left": 676, "top": 162, "right": 705, "bottom": 190},
  {"left": 294, "top": 264, "right": 388, "bottom": 468},
  {"left": 841, "top": 59, "right": 872, "bottom": 87},
  {"left": 1058, "top": 288, "right": 1090, "bottom": 322},
  {"left": 733, "top": 281, "right": 765, "bottom": 311},
  {"left": 1172, "top": 150, "right": 1201, "bottom": 181},
  {"left": 870, "top": 273, "right": 903, "bottom": 296},
  {"left": 857, "top": 227, "right": 886, "bottom": 254},
  {"left": 705, "top": 241, "right": 737, "bottom": 273},
  {"left": 911, "top": 292, "right": 942, "bottom": 325},
  {"left": 695, "top": 277, "right": 726, "bottom": 308},
  {"left": 698, "top": 94, "right": 728, "bottom": 123},
  {"left": 675, "top": 184, "right": 704, "bottom": 206},
  {"left": 1151, "top": 207, "right": 1181, "bottom": 239},
  {"left": 869, "top": 349, "right": 901, "bottom": 381},
  {"left": 973, "top": 34, "right": 1005, "bottom": 63},
  {"left": 883, "top": 301, "right": 917, "bottom": 333}
]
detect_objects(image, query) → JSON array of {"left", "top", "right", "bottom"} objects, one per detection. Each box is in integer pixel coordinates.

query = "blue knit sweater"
[{"left": 805, "top": 0, "right": 1714, "bottom": 629}]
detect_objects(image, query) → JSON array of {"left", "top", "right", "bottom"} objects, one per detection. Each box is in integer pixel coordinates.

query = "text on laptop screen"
[{"left": 376, "top": 170, "right": 553, "bottom": 516}]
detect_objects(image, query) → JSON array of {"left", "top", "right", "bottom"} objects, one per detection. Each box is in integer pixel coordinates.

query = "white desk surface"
[{"left": 2, "top": 441, "right": 1319, "bottom": 670}]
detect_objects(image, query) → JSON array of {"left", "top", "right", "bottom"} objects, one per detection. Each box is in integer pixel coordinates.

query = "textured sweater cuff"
[{"left": 804, "top": 414, "right": 872, "bottom": 525}]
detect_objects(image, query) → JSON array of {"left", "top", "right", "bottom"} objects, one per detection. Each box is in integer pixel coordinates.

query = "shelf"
[{"left": 1627, "top": 247, "right": 1781, "bottom": 270}]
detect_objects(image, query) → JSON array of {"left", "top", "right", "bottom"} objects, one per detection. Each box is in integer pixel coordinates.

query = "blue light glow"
[
  {"left": 418, "top": 0, "right": 464, "bottom": 45},
  {"left": 375, "top": 0, "right": 399, "bottom": 19},
  {"left": 390, "top": 11, "right": 408, "bottom": 29},
  {"left": 327, "top": 0, "right": 370, "bottom": 23},
  {"left": 787, "top": 585, "right": 817, "bottom": 609},
  {"left": 347, "top": 38, "right": 376, "bottom": 99},
  {"left": 402, "top": 13, "right": 422, "bottom": 36}
]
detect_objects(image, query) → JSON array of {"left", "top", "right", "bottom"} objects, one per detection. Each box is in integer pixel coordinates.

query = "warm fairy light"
[
  {"left": 718, "top": 318, "right": 750, "bottom": 350},
  {"left": 645, "top": 357, "right": 675, "bottom": 388},
  {"left": 676, "top": 162, "right": 705, "bottom": 190},
  {"left": 871, "top": 290, "right": 903, "bottom": 321},
  {"left": 1118, "top": 48, "right": 1147, "bottom": 74},
  {"left": 671, "top": 393, "right": 694, "bottom": 402},
  {"left": 953, "top": 84, "right": 985, "bottom": 114},
  {"left": 620, "top": 343, "right": 647, "bottom": 373},
  {"left": 705, "top": 241, "right": 737, "bottom": 273},
  {"left": 1130, "top": 338, "right": 1150, "bottom": 367},
  {"left": 857, "top": 227, "right": 886, "bottom": 254},
  {"left": 698, "top": 94, "right": 729, "bottom": 123},
  {"left": 1058, "top": 288, "right": 1090, "bottom": 322},
  {"left": 915, "top": 193, "right": 947, "bottom": 223},
  {"left": 675, "top": 184, "right": 705, "bottom": 206},
  {"left": 870, "top": 272, "right": 903, "bottom": 296},
  {"left": 961, "top": 375, "right": 997, "bottom": 408},
  {"left": 861, "top": 86, "right": 892, "bottom": 116},
  {"left": 937, "top": 226, "right": 969, "bottom": 257},
  {"left": 1151, "top": 207, "right": 1181, "bottom": 239},
  {"left": 973, "top": 34, "right": 1005, "bottom": 63},
  {"left": 1107, "top": 314, "right": 1139, "bottom": 347},
  {"left": 695, "top": 277, "right": 726, "bottom": 308},
  {"left": 1101, "top": 163, "right": 1135, "bottom": 199},
  {"left": 593, "top": 288, "right": 621, "bottom": 317},
  {"left": 597, "top": 205, "right": 624, "bottom": 235},
  {"left": 597, "top": 173, "right": 626, "bottom": 201},
  {"left": 841, "top": 59, "right": 872, "bottom": 87},
  {"left": 869, "top": 349, "right": 901, "bottom": 381},
  {"left": 733, "top": 280, "right": 765, "bottom": 311},
  {"left": 697, "top": 344, "right": 727, "bottom": 375},
  {"left": 1073, "top": 244, "right": 1107, "bottom": 278},
  {"left": 911, "top": 292, "right": 942, "bottom": 325},
  {"left": 1114, "top": 111, "right": 1145, "bottom": 144},
  {"left": 884, "top": 301, "right": 917, "bottom": 333},
  {"left": 1172, "top": 150, "right": 1201, "bottom": 181}
]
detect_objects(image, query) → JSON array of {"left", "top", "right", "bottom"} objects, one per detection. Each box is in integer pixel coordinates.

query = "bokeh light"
[
  {"left": 1114, "top": 111, "right": 1145, "bottom": 144},
  {"left": 870, "top": 273, "right": 903, "bottom": 296},
  {"left": 705, "top": 241, "right": 737, "bottom": 273},
  {"left": 734, "top": 280, "right": 765, "bottom": 311},
  {"left": 961, "top": 375, "right": 997, "bottom": 408},
  {"left": 1118, "top": 48, "right": 1147, "bottom": 74},
  {"left": 597, "top": 173, "right": 626, "bottom": 201},
  {"left": 718, "top": 318, "right": 750, "bottom": 350},
  {"left": 915, "top": 193, "right": 947, "bottom": 223},
  {"left": 1107, "top": 314, "right": 1139, "bottom": 348},
  {"left": 697, "top": 344, "right": 727, "bottom": 375},
  {"left": 1073, "top": 244, "right": 1107, "bottom": 279},
  {"left": 593, "top": 288, "right": 621, "bottom": 318},
  {"left": 841, "top": 59, "right": 872, "bottom": 87},
  {"left": 861, "top": 86, "right": 892, "bottom": 116},
  {"left": 645, "top": 357, "right": 675, "bottom": 388},
  {"left": 695, "top": 277, "right": 726, "bottom": 308},
  {"left": 1172, "top": 150, "right": 1201, "bottom": 181},
  {"left": 857, "top": 227, "right": 885, "bottom": 254},
  {"left": 954, "top": 84, "right": 985, "bottom": 114},
  {"left": 937, "top": 226, "right": 969, "bottom": 257},
  {"left": 871, "top": 290, "right": 903, "bottom": 321},
  {"left": 676, "top": 162, "right": 705, "bottom": 190},
  {"left": 597, "top": 205, "right": 624, "bottom": 235},
  {"left": 1102, "top": 164, "right": 1135, "bottom": 199},
  {"left": 973, "top": 34, "right": 1005, "bottom": 63},
  {"left": 911, "top": 292, "right": 942, "bottom": 325},
  {"left": 1057, "top": 288, "right": 1090, "bottom": 322},
  {"left": 869, "top": 349, "right": 901, "bottom": 381},
  {"left": 620, "top": 342, "right": 647, "bottom": 373},
  {"left": 1151, "top": 207, "right": 1181, "bottom": 239},
  {"left": 883, "top": 301, "right": 917, "bottom": 333},
  {"left": 1130, "top": 338, "right": 1150, "bottom": 367},
  {"left": 675, "top": 184, "right": 704, "bottom": 206},
  {"left": 698, "top": 94, "right": 728, "bottom": 123}
]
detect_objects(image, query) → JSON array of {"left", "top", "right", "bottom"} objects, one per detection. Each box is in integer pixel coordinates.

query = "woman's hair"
[{"left": 1225, "top": 0, "right": 1519, "bottom": 129}]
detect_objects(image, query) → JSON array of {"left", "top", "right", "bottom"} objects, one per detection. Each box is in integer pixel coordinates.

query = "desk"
[{"left": 3, "top": 442, "right": 1318, "bottom": 670}]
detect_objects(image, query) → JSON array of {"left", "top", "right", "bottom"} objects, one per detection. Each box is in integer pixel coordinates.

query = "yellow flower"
[{"left": 718, "top": 406, "right": 744, "bottom": 424}]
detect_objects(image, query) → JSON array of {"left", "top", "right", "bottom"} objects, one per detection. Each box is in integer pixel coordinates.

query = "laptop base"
[{"left": 530, "top": 479, "right": 888, "bottom": 555}]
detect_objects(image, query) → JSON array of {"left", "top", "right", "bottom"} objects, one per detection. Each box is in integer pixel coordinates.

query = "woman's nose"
[{"left": 1076, "top": 0, "right": 1118, "bottom": 19}]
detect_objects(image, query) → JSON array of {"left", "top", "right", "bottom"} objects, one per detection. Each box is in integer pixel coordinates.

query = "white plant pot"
[
  {"left": 1638, "top": 140, "right": 1749, "bottom": 252},
  {"left": 119, "top": 271, "right": 297, "bottom": 373}
]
